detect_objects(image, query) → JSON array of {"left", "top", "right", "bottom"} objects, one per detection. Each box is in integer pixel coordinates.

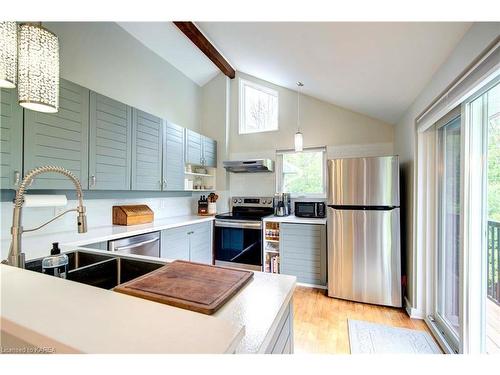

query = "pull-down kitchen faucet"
[{"left": 5, "top": 166, "right": 88, "bottom": 268}]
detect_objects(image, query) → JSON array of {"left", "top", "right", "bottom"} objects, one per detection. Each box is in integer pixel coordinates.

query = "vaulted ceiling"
[{"left": 119, "top": 22, "right": 472, "bottom": 124}]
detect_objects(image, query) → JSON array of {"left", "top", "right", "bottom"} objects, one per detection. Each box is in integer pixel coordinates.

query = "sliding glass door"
[{"left": 435, "top": 112, "right": 462, "bottom": 351}]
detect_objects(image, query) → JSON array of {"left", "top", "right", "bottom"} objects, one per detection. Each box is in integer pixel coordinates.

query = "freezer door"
[
  {"left": 327, "top": 207, "right": 401, "bottom": 307},
  {"left": 328, "top": 156, "right": 399, "bottom": 206}
]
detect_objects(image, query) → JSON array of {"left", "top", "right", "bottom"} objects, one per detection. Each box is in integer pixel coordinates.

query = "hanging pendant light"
[
  {"left": 0, "top": 21, "right": 18, "bottom": 88},
  {"left": 17, "top": 23, "right": 59, "bottom": 113},
  {"left": 294, "top": 81, "right": 304, "bottom": 152}
]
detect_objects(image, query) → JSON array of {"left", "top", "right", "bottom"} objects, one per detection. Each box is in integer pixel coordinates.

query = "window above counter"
[{"left": 275, "top": 147, "right": 327, "bottom": 199}]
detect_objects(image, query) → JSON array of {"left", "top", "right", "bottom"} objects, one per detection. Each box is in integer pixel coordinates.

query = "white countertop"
[
  {"left": 0, "top": 264, "right": 244, "bottom": 354},
  {"left": 1, "top": 249, "right": 296, "bottom": 354},
  {"left": 263, "top": 214, "right": 327, "bottom": 225},
  {"left": 1, "top": 215, "right": 215, "bottom": 261}
]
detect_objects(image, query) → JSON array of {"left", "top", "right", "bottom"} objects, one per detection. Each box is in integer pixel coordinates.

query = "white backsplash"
[{"left": 0, "top": 190, "right": 230, "bottom": 241}]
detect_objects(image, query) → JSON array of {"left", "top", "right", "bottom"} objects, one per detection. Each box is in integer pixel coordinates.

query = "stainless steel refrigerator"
[{"left": 327, "top": 155, "right": 401, "bottom": 307}]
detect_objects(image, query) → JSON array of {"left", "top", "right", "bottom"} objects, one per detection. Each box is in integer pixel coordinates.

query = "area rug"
[{"left": 348, "top": 319, "right": 441, "bottom": 354}]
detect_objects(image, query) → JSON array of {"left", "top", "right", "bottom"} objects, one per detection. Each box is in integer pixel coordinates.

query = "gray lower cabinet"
[
  {"left": 280, "top": 223, "right": 327, "bottom": 286},
  {"left": 24, "top": 79, "right": 90, "bottom": 189},
  {"left": 188, "top": 222, "right": 212, "bottom": 264},
  {"left": 161, "top": 225, "right": 190, "bottom": 261},
  {"left": 160, "top": 221, "right": 212, "bottom": 264},
  {"left": 163, "top": 122, "right": 185, "bottom": 190},
  {"left": 264, "top": 302, "right": 294, "bottom": 354},
  {"left": 131, "top": 109, "right": 163, "bottom": 191},
  {"left": 89, "top": 92, "right": 132, "bottom": 190},
  {"left": 0, "top": 88, "right": 23, "bottom": 189},
  {"left": 185, "top": 128, "right": 202, "bottom": 166},
  {"left": 202, "top": 135, "right": 217, "bottom": 168}
]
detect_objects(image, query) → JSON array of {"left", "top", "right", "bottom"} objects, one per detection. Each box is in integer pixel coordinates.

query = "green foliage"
[
  {"left": 488, "top": 86, "right": 500, "bottom": 222},
  {"left": 282, "top": 151, "right": 324, "bottom": 195}
]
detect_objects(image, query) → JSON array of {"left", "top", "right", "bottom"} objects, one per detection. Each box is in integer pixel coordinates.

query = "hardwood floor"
[{"left": 292, "top": 286, "right": 431, "bottom": 354}]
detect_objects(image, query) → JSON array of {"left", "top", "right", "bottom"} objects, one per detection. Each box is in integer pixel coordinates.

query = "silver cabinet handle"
[
  {"left": 113, "top": 237, "right": 159, "bottom": 252},
  {"left": 13, "top": 170, "right": 20, "bottom": 186},
  {"left": 90, "top": 175, "right": 96, "bottom": 187}
]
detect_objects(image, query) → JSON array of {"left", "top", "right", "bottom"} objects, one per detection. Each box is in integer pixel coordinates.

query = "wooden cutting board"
[{"left": 114, "top": 261, "right": 254, "bottom": 315}]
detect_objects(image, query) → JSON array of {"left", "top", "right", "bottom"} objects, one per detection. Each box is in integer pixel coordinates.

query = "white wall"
[
  {"left": 227, "top": 72, "right": 395, "bottom": 197},
  {"left": 229, "top": 72, "right": 394, "bottom": 153},
  {"left": 394, "top": 22, "right": 500, "bottom": 311},
  {"left": 200, "top": 73, "right": 231, "bottom": 212},
  {"left": 45, "top": 22, "right": 202, "bottom": 131}
]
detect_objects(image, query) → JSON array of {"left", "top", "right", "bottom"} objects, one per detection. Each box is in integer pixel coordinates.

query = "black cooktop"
[
  {"left": 215, "top": 205, "right": 274, "bottom": 221},
  {"left": 214, "top": 212, "right": 270, "bottom": 221}
]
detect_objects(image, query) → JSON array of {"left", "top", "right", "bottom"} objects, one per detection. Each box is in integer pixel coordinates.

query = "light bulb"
[{"left": 294, "top": 131, "right": 303, "bottom": 152}]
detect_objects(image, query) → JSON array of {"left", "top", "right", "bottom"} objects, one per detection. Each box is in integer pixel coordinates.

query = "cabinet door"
[
  {"left": 160, "top": 226, "right": 189, "bottom": 261},
  {"left": 280, "top": 223, "right": 327, "bottom": 286},
  {"left": 131, "top": 109, "right": 162, "bottom": 191},
  {"left": 188, "top": 221, "right": 212, "bottom": 264},
  {"left": 185, "top": 129, "right": 202, "bottom": 165},
  {"left": 163, "top": 122, "right": 185, "bottom": 191},
  {"left": 202, "top": 136, "right": 217, "bottom": 167},
  {"left": 0, "top": 88, "right": 23, "bottom": 189},
  {"left": 89, "top": 92, "right": 132, "bottom": 190},
  {"left": 24, "top": 79, "right": 90, "bottom": 189}
]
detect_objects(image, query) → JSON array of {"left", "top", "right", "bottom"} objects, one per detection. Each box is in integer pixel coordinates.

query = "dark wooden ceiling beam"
[{"left": 174, "top": 21, "right": 235, "bottom": 79}]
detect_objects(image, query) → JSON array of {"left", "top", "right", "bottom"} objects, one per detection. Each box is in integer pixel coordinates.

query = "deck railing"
[{"left": 488, "top": 220, "right": 500, "bottom": 305}]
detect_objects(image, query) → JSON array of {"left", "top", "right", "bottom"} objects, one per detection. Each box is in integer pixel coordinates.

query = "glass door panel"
[{"left": 436, "top": 114, "right": 461, "bottom": 347}]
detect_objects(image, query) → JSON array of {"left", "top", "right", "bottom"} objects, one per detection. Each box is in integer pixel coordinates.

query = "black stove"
[
  {"left": 214, "top": 196, "right": 274, "bottom": 271},
  {"left": 215, "top": 197, "right": 274, "bottom": 221}
]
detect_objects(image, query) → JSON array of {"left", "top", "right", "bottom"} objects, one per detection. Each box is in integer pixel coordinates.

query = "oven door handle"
[
  {"left": 215, "top": 220, "right": 262, "bottom": 229},
  {"left": 230, "top": 241, "right": 260, "bottom": 262}
]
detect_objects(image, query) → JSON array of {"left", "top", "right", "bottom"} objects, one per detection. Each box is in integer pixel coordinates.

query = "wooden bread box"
[{"left": 113, "top": 205, "right": 154, "bottom": 226}]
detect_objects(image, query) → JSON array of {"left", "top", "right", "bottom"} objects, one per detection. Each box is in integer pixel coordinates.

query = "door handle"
[
  {"left": 112, "top": 237, "right": 159, "bottom": 252},
  {"left": 163, "top": 179, "right": 167, "bottom": 189},
  {"left": 90, "top": 175, "right": 96, "bottom": 187}
]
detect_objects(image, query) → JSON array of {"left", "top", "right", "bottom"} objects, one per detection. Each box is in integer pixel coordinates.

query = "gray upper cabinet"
[
  {"left": 185, "top": 129, "right": 217, "bottom": 168},
  {"left": 89, "top": 92, "right": 132, "bottom": 190},
  {"left": 280, "top": 223, "right": 327, "bottom": 286},
  {"left": 163, "top": 122, "right": 185, "bottom": 191},
  {"left": 24, "top": 79, "right": 90, "bottom": 189},
  {"left": 202, "top": 135, "right": 217, "bottom": 168},
  {"left": 0, "top": 88, "right": 23, "bottom": 189},
  {"left": 131, "top": 109, "right": 163, "bottom": 191},
  {"left": 185, "top": 129, "right": 202, "bottom": 166}
]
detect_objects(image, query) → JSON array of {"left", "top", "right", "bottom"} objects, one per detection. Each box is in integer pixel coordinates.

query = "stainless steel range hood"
[{"left": 223, "top": 159, "right": 274, "bottom": 173}]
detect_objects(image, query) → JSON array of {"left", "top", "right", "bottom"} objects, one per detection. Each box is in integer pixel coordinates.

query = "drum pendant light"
[
  {"left": 0, "top": 21, "right": 18, "bottom": 88},
  {"left": 17, "top": 23, "right": 59, "bottom": 113},
  {"left": 294, "top": 81, "right": 304, "bottom": 152}
]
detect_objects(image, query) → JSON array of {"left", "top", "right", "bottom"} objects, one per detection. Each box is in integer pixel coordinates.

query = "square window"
[
  {"left": 239, "top": 79, "right": 279, "bottom": 134},
  {"left": 276, "top": 148, "right": 327, "bottom": 198}
]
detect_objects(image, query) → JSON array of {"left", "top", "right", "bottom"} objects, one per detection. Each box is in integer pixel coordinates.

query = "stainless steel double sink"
[{"left": 25, "top": 250, "right": 164, "bottom": 289}]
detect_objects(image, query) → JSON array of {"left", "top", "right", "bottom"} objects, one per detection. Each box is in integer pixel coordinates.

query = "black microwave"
[{"left": 294, "top": 202, "right": 326, "bottom": 218}]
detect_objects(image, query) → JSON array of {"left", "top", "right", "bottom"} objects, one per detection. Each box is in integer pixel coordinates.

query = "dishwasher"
[{"left": 108, "top": 231, "right": 160, "bottom": 257}]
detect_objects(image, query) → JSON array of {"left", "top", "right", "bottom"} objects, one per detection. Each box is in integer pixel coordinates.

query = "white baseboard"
[{"left": 404, "top": 296, "right": 425, "bottom": 319}]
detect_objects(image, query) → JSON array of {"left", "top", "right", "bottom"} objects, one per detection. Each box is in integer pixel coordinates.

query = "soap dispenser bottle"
[{"left": 42, "top": 242, "right": 69, "bottom": 279}]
